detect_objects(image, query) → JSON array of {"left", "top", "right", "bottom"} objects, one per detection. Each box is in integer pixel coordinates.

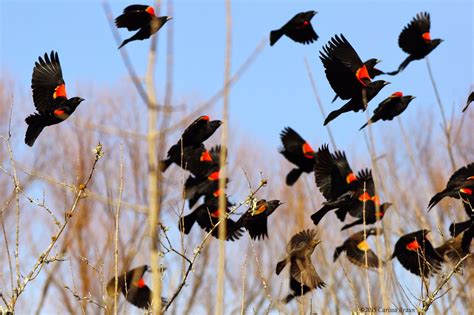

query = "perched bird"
[
  {"left": 115, "top": 4, "right": 172, "bottom": 49},
  {"left": 279, "top": 127, "right": 316, "bottom": 186},
  {"left": 387, "top": 12, "right": 443, "bottom": 75},
  {"left": 462, "top": 91, "right": 474, "bottom": 112},
  {"left": 333, "top": 228, "right": 383, "bottom": 268},
  {"left": 178, "top": 196, "right": 243, "bottom": 241},
  {"left": 324, "top": 80, "right": 389, "bottom": 125},
  {"left": 428, "top": 163, "right": 474, "bottom": 210},
  {"left": 360, "top": 92, "right": 416, "bottom": 130},
  {"left": 270, "top": 11, "right": 318, "bottom": 46},
  {"left": 106, "top": 265, "right": 166, "bottom": 309},
  {"left": 391, "top": 229, "right": 444, "bottom": 277},
  {"left": 25, "top": 51, "right": 84, "bottom": 147},
  {"left": 437, "top": 226, "right": 472, "bottom": 267},
  {"left": 276, "top": 229, "right": 325, "bottom": 303},
  {"left": 234, "top": 199, "right": 283, "bottom": 240},
  {"left": 160, "top": 116, "right": 222, "bottom": 172}
]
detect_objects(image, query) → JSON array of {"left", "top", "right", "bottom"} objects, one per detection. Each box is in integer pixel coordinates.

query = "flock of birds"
[{"left": 16, "top": 3, "right": 472, "bottom": 311}]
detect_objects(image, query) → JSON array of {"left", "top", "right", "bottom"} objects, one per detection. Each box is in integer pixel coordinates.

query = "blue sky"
[
  {"left": 1, "top": 0, "right": 472, "bottom": 155},
  {"left": 1, "top": 0, "right": 473, "bottom": 313}
]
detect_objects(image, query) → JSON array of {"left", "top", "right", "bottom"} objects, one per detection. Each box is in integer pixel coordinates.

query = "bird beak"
[
  {"left": 79, "top": 98, "right": 85, "bottom": 102},
  {"left": 384, "top": 82, "right": 391, "bottom": 86},
  {"left": 376, "top": 59, "right": 382, "bottom": 64},
  {"left": 167, "top": 17, "right": 173, "bottom": 21},
  {"left": 409, "top": 96, "right": 416, "bottom": 100}
]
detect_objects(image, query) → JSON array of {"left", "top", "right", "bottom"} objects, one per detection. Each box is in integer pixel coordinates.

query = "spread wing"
[
  {"left": 398, "top": 12, "right": 431, "bottom": 54},
  {"left": 31, "top": 51, "right": 66, "bottom": 112}
]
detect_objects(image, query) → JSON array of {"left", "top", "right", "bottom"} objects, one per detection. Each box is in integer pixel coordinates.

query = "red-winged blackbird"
[
  {"left": 387, "top": 12, "right": 443, "bottom": 75},
  {"left": 324, "top": 80, "right": 389, "bottom": 125},
  {"left": 171, "top": 144, "right": 221, "bottom": 177},
  {"left": 360, "top": 92, "right": 415, "bottom": 130},
  {"left": 320, "top": 35, "right": 384, "bottom": 101},
  {"left": 183, "top": 145, "right": 226, "bottom": 207},
  {"left": 462, "top": 91, "right": 474, "bottom": 112},
  {"left": 279, "top": 127, "right": 316, "bottom": 186},
  {"left": 25, "top": 51, "right": 84, "bottom": 147},
  {"left": 333, "top": 228, "right": 383, "bottom": 268},
  {"left": 115, "top": 4, "right": 172, "bottom": 49},
  {"left": 106, "top": 265, "right": 166, "bottom": 309},
  {"left": 234, "top": 199, "right": 282, "bottom": 240},
  {"left": 275, "top": 229, "right": 325, "bottom": 303},
  {"left": 391, "top": 229, "right": 443, "bottom": 277},
  {"left": 340, "top": 201, "right": 392, "bottom": 231},
  {"left": 160, "top": 116, "right": 222, "bottom": 172},
  {"left": 437, "top": 225, "right": 472, "bottom": 266},
  {"left": 270, "top": 11, "right": 318, "bottom": 46},
  {"left": 311, "top": 145, "right": 375, "bottom": 225},
  {"left": 428, "top": 163, "right": 474, "bottom": 210},
  {"left": 331, "top": 58, "right": 384, "bottom": 103},
  {"left": 178, "top": 196, "right": 243, "bottom": 241}
]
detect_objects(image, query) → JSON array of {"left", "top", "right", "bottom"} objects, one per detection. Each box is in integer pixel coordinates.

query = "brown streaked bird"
[
  {"left": 160, "top": 116, "right": 222, "bottom": 172},
  {"left": 25, "top": 51, "right": 84, "bottom": 146},
  {"left": 387, "top": 12, "right": 443, "bottom": 75},
  {"left": 115, "top": 4, "right": 172, "bottom": 49},
  {"left": 428, "top": 163, "right": 474, "bottom": 210},
  {"left": 270, "top": 11, "right": 318, "bottom": 46},
  {"left": 391, "top": 229, "right": 444, "bottom": 277},
  {"left": 106, "top": 265, "right": 166, "bottom": 309},
  {"left": 462, "top": 91, "right": 474, "bottom": 112},
  {"left": 333, "top": 228, "right": 383, "bottom": 269},
  {"left": 235, "top": 199, "right": 283, "bottom": 240},
  {"left": 276, "top": 229, "right": 325, "bottom": 303},
  {"left": 360, "top": 92, "right": 416, "bottom": 130},
  {"left": 279, "top": 127, "right": 316, "bottom": 186},
  {"left": 437, "top": 226, "right": 472, "bottom": 267}
]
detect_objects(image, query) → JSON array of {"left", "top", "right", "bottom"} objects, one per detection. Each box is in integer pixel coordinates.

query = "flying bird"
[
  {"left": 279, "top": 127, "right": 316, "bottom": 186},
  {"left": 428, "top": 163, "right": 474, "bottom": 210},
  {"left": 276, "top": 229, "right": 325, "bottom": 303},
  {"left": 178, "top": 195, "right": 243, "bottom": 241},
  {"left": 106, "top": 265, "right": 166, "bottom": 309},
  {"left": 270, "top": 11, "right": 318, "bottom": 46},
  {"left": 333, "top": 228, "right": 383, "bottom": 268},
  {"left": 387, "top": 12, "right": 443, "bottom": 75},
  {"left": 391, "top": 229, "right": 444, "bottom": 277},
  {"left": 115, "top": 4, "right": 172, "bottom": 49},
  {"left": 160, "top": 116, "right": 222, "bottom": 172},
  {"left": 462, "top": 91, "right": 474, "bottom": 112},
  {"left": 360, "top": 92, "right": 416, "bottom": 130},
  {"left": 234, "top": 199, "right": 283, "bottom": 240},
  {"left": 25, "top": 51, "right": 84, "bottom": 147}
]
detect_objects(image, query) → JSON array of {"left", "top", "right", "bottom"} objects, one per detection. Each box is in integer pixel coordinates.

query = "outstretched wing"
[
  {"left": 31, "top": 51, "right": 66, "bottom": 112},
  {"left": 398, "top": 12, "right": 431, "bottom": 54}
]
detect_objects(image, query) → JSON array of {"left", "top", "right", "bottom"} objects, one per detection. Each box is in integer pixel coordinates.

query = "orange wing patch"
[
  {"left": 53, "top": 84, "right": 67, "bottom": 99},
  {"left": 208, "top": 171, "right": 220, "bottom": 181},
  {"left": 460, "top": 188, "right": 472, "bottom": 195},
  {"left": 358, "top": 192, "right": 371, "bottom": 202},
  {"left": 253, "top": 204, "right": 267, "bottom": 216},
  {"left": 302, "top": 142, "right": 314, "bottom": 158},
  {"left": 346, "top": 173, "right": 357, "bottom": 184},
  {"left": 136, "top": 278, "right": 146, "bottom": 288},
  {"left": 357, "top": 240, "right": 370, "bottom": 251}
]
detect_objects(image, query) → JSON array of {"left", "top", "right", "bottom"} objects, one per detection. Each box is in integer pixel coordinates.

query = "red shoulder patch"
[
  {"left": 422, "top": 32, "right": 431, "bottom": 43},
  {"left": 145, "top": 6, "right": 155, "bottom": 16},
  {"left": 406, "top": 239, "right": 420, "bottom": 251},
  {"left": 390, "top": 91, "right": 403, "bottom": 98},
  {"left": 53, "top": 84, "right": 67, "bottom": 99},
  {"left": 356, "top": 65, "right": 370, "bottom": 86}
]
